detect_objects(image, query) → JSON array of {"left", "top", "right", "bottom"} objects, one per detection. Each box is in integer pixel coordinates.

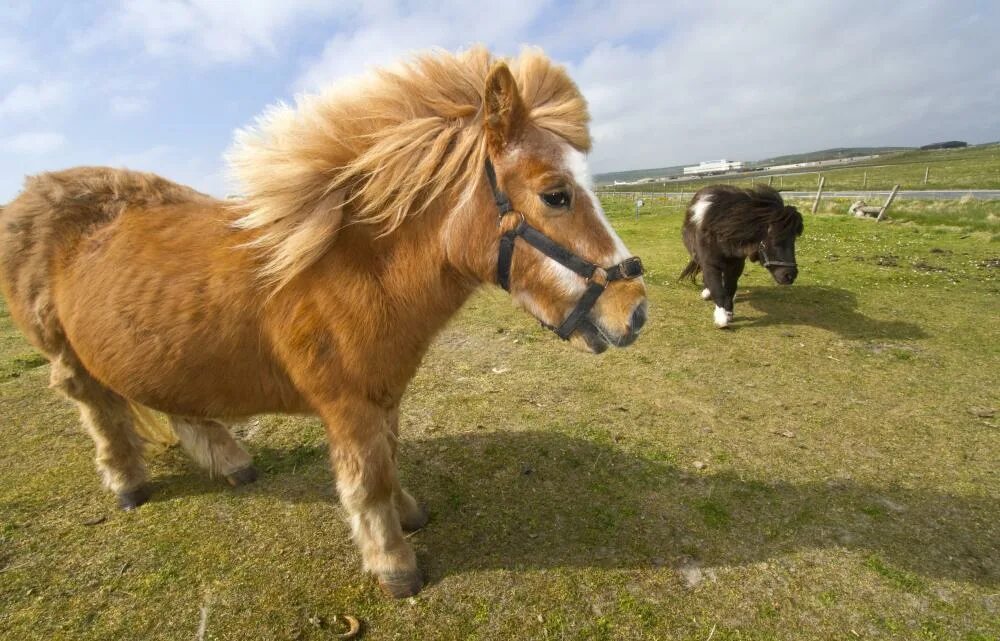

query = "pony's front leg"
[
  {"left": 323, "top": 398, "right": 422, "bottom": 598},
  {"left": 720, "top": 258, "right": 745, "bottom": 321},
  {"left": 701, "top": 263, "right": 731, "bottom": 328},
  {"left": 387, "top": 406, "right": 429, "bottom": 532}
]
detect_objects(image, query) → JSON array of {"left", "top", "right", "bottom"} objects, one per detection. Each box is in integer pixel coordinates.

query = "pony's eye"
[{"left": 540, "top": 190, "right": 571, "bottom": 209}]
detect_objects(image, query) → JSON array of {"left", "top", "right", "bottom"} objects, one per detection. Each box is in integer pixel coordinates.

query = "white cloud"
[
  {"left": 0, "top": 1, "right": 31, "bottom": 26},
  {"left": 0, "top": 81, "right": 71, "bottom": 117},
  {"left": 110, "top": 95, "right": 150, "bottom": 116},
  {"left": 292, "top": 0, "right": 550, "bottom": 92},
  {"left": 286, "top": 0, "right": 1000, "bottom": 173},
  {"left": 293, "top": 18, "right": 451, "bottom": 93},
  {"left": 112, "top": 144, "right": 174, "bottom": 168},
  {"left": 0, "top": 37, "right": 30, "bottom": 75},
  {"left": 1, "top": 131, "right": 65, "bottom": 155},
  {"left": 109, "top": 145, "right": 231, "bottom": 197},
  {"left": 75, "top": 0, "right": 355, "bottom": 64},
  {"left": 565, "top": 1, "right": 1000, "bottom": 171}
]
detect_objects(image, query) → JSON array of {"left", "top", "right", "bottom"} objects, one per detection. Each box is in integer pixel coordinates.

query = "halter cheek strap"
[
  {"left": 756, "top": 241, "right": 797, "bottom": 269},
  {"left": 486, "top": 159, "right": 644, "bottom": 340}
]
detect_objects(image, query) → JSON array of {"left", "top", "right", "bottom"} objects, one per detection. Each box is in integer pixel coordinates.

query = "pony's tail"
[
  {"left": 679, "top": 259, "right": 701, "bottom": 282},
  {"left": 127, "top": 400, "right": 178, "bottom": 453}
]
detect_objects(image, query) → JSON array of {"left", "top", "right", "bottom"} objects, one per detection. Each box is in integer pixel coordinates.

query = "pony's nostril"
[{"left": 629, "top": 303, "right": 648, "bottom": 334}]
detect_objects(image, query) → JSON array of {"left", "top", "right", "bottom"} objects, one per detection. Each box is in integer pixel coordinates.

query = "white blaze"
[
  {"left": 562, "top": 145, "right": 631, "bottom": 264},
  {"left": 690, "top": 196, "right": 712, "bottom": 227}
]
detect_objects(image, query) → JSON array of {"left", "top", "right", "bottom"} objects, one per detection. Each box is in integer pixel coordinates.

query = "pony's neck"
[{"left": 270, "top": 192, "right": 496, "bottom": 395}]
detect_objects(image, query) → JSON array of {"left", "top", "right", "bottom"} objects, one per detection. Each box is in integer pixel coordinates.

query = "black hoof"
[
  {"left": 377, "top": 569, "right": 424, "bottom": 598},
  {"left": 226, "top": 465, "right": 259, "bottom": 487},
  {"left": 400, "top": 503, "right": 430, "bottom": 533},
  {"left": 117, "top": 485, "right": 152, "bottom": 511}
]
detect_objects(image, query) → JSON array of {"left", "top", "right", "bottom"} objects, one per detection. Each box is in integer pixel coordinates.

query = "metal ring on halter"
[
  {"left": 589, "top": 266, "right": 609, "bottom": 287},
  {"left": 498, "top": 210, "right": 525, "bottom": 228}
]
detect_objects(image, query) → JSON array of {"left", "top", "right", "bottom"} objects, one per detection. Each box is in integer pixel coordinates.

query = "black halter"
[
  {"left": 486, "top": 159, "right": 644, "bottom": 340},
  {"left": 756, "top": 241, "right": 797, "bottom": 269}
]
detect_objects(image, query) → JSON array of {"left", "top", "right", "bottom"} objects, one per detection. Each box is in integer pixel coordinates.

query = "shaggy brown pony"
[
  {"left": 680, "top": 184, "right": 803, "bottom": 328},
  {"left": 0, "top": 47, "right": 647, "bottom": 597}
]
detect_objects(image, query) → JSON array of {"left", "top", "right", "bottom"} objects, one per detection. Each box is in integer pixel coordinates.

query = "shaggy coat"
[
  {"left": 680, "top": 184, "right": 803, "bottom": 328},
  {"left": 0, "top": 46, "right": 647, "bottom": 597}
]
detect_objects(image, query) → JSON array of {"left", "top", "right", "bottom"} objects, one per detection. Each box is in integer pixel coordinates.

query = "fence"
[
  {"left": 597, "top": 187, "right": 840, "bottom": 220},
  {"left": 596, "top": 191, "right": 692, "bottom": 202}
]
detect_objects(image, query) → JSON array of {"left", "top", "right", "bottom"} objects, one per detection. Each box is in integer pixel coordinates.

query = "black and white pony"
[{"left": 680, "top": 185, "right": 803, "bottom": 328}]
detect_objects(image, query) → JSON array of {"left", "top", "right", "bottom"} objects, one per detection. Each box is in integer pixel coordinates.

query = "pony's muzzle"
[
  {"left": 616, "top": 300, "right": 648, "bottom": 347},
  {"left": 615, "top": 300, "right": 648, "bottom": 347},
  {"left": 774, "top": 267, "right": 798, "bottom": 285}
]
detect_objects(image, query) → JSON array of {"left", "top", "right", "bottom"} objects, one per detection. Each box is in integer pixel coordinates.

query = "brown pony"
[{"left": 0, "top": 47, "right": 647, "bottom": 597}]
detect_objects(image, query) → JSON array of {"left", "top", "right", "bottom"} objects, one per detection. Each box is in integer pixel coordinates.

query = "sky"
[{"left": 1, "top": 0, "right": 998, "bottom": 201}]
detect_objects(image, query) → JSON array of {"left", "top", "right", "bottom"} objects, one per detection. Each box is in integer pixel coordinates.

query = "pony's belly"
[
  {"left": 51, "top": 216, "right": 309, "bottom": 417},
  {"left": 66, "top": 311, "right": 308, "bottom": 417}
]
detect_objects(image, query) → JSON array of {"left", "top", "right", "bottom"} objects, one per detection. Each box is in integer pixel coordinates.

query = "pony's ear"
[{"left": 483, "top": 62, "right": 526, "bottom": 154}]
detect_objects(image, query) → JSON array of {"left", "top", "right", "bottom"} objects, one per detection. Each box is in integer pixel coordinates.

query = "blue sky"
[{"left": 2, "top": 1, "right": 998, "bottom": 201}]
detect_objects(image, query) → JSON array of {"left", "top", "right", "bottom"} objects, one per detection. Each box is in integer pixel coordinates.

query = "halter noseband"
[
  {"left": 756, "top": 241, "right": 797, "bottom": 269},
  {"left": 486, "top": 159, "right": 644, "bottom": 340}
]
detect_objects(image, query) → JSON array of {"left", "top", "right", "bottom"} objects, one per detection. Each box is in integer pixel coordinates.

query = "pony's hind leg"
[
  {"left": 49, "top": 355, "right": 150, "bottom": 509},
  {"left": 701, "top": 263, "right": 730, "bottom": 328},
  {"left": 168, "top": 417, "right": 258, "bottom": 485}
]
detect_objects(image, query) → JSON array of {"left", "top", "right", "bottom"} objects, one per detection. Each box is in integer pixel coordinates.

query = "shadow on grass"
[
  {"left": 740, "top": 285, "right": 927, "bottom": 340},
  {"left": 150, "top": 431, "right": 996, "bottom": 588}
]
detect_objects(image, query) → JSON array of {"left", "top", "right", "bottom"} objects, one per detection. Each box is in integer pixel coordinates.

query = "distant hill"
[
  {"left": 919, "top": 141, "right": 967, "bottom": 150},
  {"left": 749, "top": 147, "right": 913, "bottom": 167},
  {"left": 594, "top": 146, "right": 914, "bottom": 186},
  {"left": 593, "top": 165, "right": 687, "bottom": 185}
]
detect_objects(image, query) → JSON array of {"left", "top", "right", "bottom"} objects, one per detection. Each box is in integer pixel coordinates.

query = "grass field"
[
  {"left": 1, "top": 199, "right": 998, "bottom": 640},
  {"left": 605, "top": 144, "right": 1000, "bottom": 193}
]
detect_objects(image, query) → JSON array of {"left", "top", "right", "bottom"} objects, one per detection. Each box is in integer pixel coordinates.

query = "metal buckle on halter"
[
  {"left": 602, "top": 256, "right": 644, "bottom": 282},
  {"left": 615, "top": 256, "right": 644, "bottom": 280}
]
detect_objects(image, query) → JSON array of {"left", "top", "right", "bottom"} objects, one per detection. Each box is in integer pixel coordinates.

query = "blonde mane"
[{"left": 228, "top": 45, "right": 591, "bottom": 289}]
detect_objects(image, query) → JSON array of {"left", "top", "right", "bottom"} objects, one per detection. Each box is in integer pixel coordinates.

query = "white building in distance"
[{"left": 683, "top": 159, "right": 744, "bottom": 176}]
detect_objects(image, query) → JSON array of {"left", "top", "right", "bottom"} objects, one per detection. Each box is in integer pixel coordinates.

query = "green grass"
[
  {"left": 605, "top": 144, "right": 1000, "bottom": 193},
  {"left": 1, "top": 199, "right": 998, "bottom": 640},
  {"left": 0, "top": 351, "right": 48, "bottom": 381}
]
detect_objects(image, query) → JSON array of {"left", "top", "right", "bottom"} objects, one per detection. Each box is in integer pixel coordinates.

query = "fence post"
[
  {"left": 811, "top": 175, "right": 826, "bottom": 214},
  {"left": 923, "top": 166, "right": 929, "bottom": 185},
  {"left": 876, "top": 184, "right": 900, "bottom": 222},
  {"left": 768, "top": 175, "right": 773, "bottom": 186},
  {"left": 862, "top": 171, "right": 867, "bottom": 190}
]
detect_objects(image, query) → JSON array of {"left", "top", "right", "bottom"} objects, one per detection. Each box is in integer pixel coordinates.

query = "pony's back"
[
  {"left": 684, "top": 184, "right": 785, "bottom": 226},
  {"left": 0, "top": 167, "right": 216, "bottom": 354}
]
